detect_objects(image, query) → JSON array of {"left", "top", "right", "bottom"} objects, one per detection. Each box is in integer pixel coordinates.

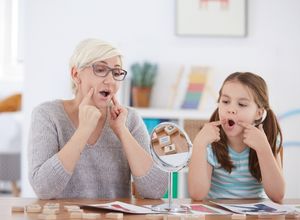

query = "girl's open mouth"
[{"left": 228, "top": 119, "right": 235, "bottom": 127}]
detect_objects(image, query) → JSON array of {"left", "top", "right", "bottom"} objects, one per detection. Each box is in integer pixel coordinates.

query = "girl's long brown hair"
[{"left": 210, "top": 72, "right": 283, "bottom": 182}]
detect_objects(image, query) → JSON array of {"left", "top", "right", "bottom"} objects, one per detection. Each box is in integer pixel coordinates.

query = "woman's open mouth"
[{"left": 99, "top": 90, "right": 111, "bottom": 97}]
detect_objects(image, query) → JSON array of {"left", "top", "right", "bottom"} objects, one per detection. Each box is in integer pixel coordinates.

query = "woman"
[{"left": 28, "top": 38, "right": 168, "bottom": 199}]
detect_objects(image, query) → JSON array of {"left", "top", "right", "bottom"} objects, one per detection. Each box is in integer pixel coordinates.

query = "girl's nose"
[{"left": 227, "top": 109, "right": 237, "bottom": 114}]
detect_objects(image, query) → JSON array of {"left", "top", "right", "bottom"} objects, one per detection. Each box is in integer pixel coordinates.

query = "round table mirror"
[{"left": 149, "top": 122, "right": 192, "bottom": 213}]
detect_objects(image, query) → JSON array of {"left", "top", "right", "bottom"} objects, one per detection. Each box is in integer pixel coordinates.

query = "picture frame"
[{"left": 176, "top": 0, "right": 247, "bottom": 37}]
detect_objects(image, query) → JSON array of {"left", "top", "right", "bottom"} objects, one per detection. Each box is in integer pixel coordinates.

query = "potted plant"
[{"left": 131, "top": 62, "right": 157, "bottom": 107}]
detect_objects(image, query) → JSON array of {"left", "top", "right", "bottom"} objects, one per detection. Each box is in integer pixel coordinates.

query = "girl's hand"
[
  {"left": 194, "top": 121, "right": 222, "bottom": 147},
  {"left": 78, "top": 88, "right": 101, "bottom": 135},
  {"left": 109, "top": 95, "right": 128, "bottom": 137},
  {"left": 238, "top": 122, "right": 270, "bottom": 152}
]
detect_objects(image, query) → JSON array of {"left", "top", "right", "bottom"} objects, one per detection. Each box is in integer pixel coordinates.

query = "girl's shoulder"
[{"left": 206, "top": 144, "right": 220, "bottom": 167}]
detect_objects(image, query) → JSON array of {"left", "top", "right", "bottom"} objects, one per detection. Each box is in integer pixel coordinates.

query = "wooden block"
[
  {"left": 286, "top": 214, "right": 300, "bottom": 219},
  {"left": 11, "top": 206, "right": 25, "bottom": 212},
  {"left": 38, "top": 214, "right": 57, "bottom": 220},
  {"left": 105, "top": 212, "right": 123, "bottom": 219},
  {"left": 42, "top": 209, "right": 59, "bottom": 214},
  {"left": 152, "top": 132, "right": 158, "bottom": 143},
  {"left": 163, "top": 215, "right": 181, "bottom": 220},
  {"left": 65, "top": 205, "right": 82, "bottom": 213},
  {"left": 64, "top": 205, "right": 81, "bottom": 210},
  {"left": 82, "top": 213, "right": 101, "bottom": 219},
  {"left": 155, "top": 126, "right": 165, "bottom": 133},
  {"left": 163, "top": 144, "right": 176, "bottom": 155},
  {"left": 145, "top": 214, "right": 164, "bottom": 220},
  {"left": 182, "top": 214, "right": 205, "bottom": 220},
  {"left": 26, "top": 204, "right": 42, "bottom": 213},
  {"left": 164, "top": 125, "right": 178, "bottom": 135},
  {"left": 258, "top": 214, "right": 284, "bottom": 219},
  {"left": 258, "top": 214, "right": 273, "bottom": 219},
  {"left": 70, "top": 212, "right": 82, "bottom": 219},
  {"left": 43, "top": 206, "right": 59, "bottom": 210},
  {"left": 159, "top": 136, "right": 171, "bottom": 147},
  {"left": 69, "top": 209, "right": 84, "bottom": 213},
  {"left": 44, "top": 203, "right": 60, "bottom": 208},
  {"left": 231, "top": 214, "right": 246, "bottom": 219}
]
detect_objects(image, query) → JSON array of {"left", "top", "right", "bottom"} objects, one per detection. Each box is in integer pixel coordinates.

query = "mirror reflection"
[{"left": 150, "top": 122, "right": 192, "bottom": 172}]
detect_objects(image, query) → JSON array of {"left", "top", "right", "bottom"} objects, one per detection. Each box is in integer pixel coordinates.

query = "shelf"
[{"left": 135, "top": 108, "right": 211, "bottom": 120}]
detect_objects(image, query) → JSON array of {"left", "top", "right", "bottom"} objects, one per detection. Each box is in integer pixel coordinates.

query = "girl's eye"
[
  {"left": 222, "top": 100, "right": 229, "bottom": 104},
  {"left": 239, "top": 103, "right": 247, "bottom": 107}
]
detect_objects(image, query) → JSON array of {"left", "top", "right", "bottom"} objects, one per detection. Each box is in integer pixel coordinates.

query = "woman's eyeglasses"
[{"left": 91, "top": 63, "right": 127, "bottom": 81}]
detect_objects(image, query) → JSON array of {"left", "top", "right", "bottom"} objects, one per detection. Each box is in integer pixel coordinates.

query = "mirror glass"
[{"left": 150, "top": 122, "right": 192, "bottom": 172}]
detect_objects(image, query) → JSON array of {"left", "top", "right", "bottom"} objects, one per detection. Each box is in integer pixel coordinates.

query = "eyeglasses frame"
[{"left": 91, "top": 63, "right": 127, "bottom": 81}]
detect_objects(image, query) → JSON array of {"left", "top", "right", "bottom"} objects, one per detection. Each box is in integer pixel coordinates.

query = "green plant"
[{"left": 130, "top": 62, "right": 157, "bottom": 87}]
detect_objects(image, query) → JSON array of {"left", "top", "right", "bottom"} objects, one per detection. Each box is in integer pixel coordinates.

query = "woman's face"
[
  {"left": 75, "top": 56, "right": 124, "bottom": 109},
  {"left": 218, "top": 81, "right": 263, "bottom": 137}
]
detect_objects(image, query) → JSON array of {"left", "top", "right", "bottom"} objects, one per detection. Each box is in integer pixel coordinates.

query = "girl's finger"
[
  {"left": 211, "top": 121, "right": 222, "bottom": 126},
  {"left": 238, "top": 121, "right": 251, "bottom": 128}
]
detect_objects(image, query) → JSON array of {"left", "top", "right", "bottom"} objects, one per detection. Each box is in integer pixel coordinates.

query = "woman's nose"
[{"left": 103, "top": 72, "right": 115, "bottom": 84}]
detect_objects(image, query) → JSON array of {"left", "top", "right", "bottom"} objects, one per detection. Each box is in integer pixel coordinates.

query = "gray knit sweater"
[{"left": 28, "top": 100, "right": 168, "bottom": 199}]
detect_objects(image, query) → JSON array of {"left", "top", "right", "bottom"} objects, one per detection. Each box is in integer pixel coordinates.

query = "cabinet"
[{"left": 136, "top": 108, "right": 210, "bottom": 198}]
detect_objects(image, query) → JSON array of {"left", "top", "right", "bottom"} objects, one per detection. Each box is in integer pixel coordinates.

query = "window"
[{"left": 0, "top": 0, "right": 23, "bottom": 81}]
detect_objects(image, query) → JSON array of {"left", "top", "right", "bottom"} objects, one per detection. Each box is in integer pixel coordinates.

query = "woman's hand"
[
  {"left": 194, "top": 121, "right": 222, "bottom": 147},
  {"left": 78, "top": 88, "right": 101, "bottom": 136},
  {"left": 238, "top": 122, "right": 270, "bottom": 152},
  {"left": 109, "top": 95, "right": 128, "bottom": 138}
]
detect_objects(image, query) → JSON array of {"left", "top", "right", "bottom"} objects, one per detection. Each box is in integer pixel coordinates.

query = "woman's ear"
[{"left": 71, "top": 67, "right": 81, "bottom": 84}]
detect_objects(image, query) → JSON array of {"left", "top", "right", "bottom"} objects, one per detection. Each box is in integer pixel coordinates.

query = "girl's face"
[
  {"left": 74, "top": 56, "right": 123, "bottom": 109},
  {"left": 218, "top": 81, "right": 263, "bottom": 137}
]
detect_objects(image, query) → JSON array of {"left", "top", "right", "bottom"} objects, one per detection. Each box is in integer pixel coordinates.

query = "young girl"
[{"left": 188, "top": 72, "right": 284, "bottom": 203}]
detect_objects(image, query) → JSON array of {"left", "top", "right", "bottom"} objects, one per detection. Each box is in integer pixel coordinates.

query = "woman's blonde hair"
[{"left": 69, "top": 38, "right": 123, "bottom": 93}]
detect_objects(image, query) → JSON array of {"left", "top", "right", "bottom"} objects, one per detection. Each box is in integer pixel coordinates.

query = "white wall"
[{"left": 22, "top": 0, "right": 300, "bottom": 198}]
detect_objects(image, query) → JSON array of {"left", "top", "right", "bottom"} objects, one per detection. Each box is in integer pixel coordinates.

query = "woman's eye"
[
  {"left": 94, "top": 65, "right": 108, "bottom": 73},
  {"left": 96, "top": 68, "right": 106, "bottom": 72},
  {"left": 114, "top": 72, "right": 121, "bottom": 77}
]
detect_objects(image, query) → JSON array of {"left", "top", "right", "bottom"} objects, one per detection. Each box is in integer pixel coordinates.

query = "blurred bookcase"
[{"left": 138, "top": 108, "right": 210, "bottom": 198}]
